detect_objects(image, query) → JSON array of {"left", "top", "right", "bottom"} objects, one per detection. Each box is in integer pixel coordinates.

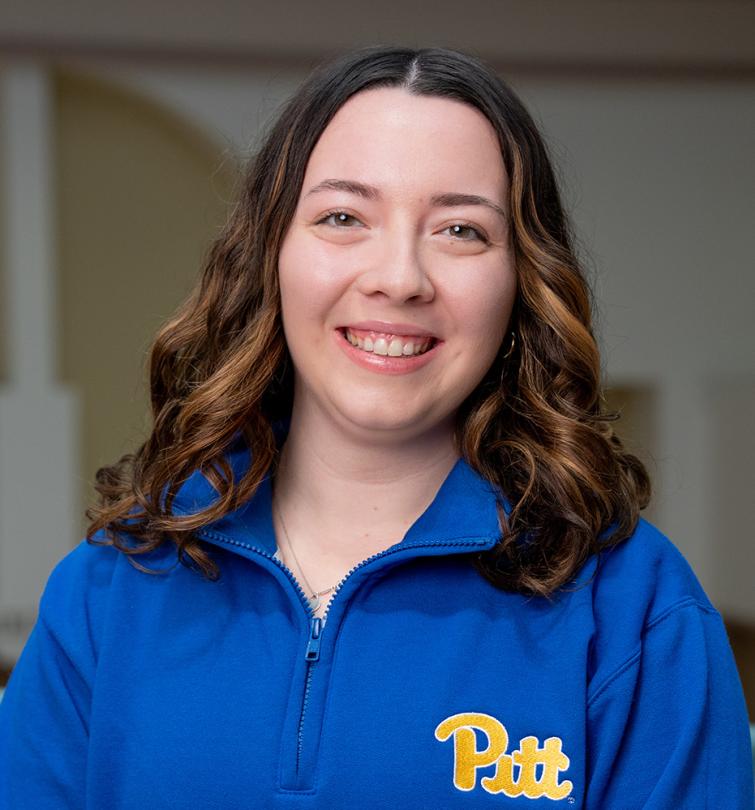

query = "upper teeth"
[{"left": 345, "top": 328, "right": 433, "bottom": 357}]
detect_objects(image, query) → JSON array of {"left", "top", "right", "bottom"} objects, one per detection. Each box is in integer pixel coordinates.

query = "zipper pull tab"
[{"left": 305, "top": 616, "right": 322, "bottom": 662}]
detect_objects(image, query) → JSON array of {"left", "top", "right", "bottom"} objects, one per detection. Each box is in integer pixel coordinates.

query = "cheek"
[
  {"left": 277, "top": 261, "right": 319, "bottom": 381},
  {"left": 447, "top": 263, "right": 517, "bottom": 351},
  {"left": 278, "top": 234, "right": 312, "bottom": 344},
  {"left": 278, "top": 232, "right": 343, "bottom": 328}
]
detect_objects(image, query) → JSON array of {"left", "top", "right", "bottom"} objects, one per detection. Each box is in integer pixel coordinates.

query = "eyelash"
[{"left": 315, "top": 209, "right": 490, "bottom": 244}]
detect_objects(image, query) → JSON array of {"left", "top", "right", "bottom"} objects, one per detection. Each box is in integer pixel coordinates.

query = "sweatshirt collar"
[{"left": 172, "top": 422, "right": 505, "bottom": 556}]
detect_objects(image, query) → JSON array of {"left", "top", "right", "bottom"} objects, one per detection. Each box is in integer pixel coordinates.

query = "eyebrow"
[{"left": 304, "top": 178, "right": 508, "bottom": 225}]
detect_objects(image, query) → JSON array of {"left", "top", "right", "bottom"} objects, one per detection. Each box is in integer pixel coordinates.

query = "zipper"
[
  {"left": 295, "top": 617, "right": 322, "bottom": 772},
  {"left": 196, "top": 527, "right": 495, "bottom": 787},
  {"left": 195, "top": 528, "right": 315, "bottom": 617},
  {"left": 304, "top": 616, "right": 322, "bottom": 661},
  {"left": 196, "top": 528, "right": 322, "bottom": 778}
]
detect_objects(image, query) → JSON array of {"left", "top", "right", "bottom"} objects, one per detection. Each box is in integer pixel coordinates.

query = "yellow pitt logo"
[{"left": 434, "top": 712, "right": 573, "bottom": 800}]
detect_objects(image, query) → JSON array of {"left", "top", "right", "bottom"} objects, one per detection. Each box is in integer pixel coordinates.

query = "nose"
[{"left": 355, "top": 227, "right": 435, "bottom": 304}]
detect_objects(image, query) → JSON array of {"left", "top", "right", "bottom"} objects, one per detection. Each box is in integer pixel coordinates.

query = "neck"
[{"left": 272, "top": 401, "right": 460, "bottom": 565}]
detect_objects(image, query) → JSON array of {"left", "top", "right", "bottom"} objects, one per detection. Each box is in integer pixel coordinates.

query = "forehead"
[{"left": 302, "top": 87, "right": 507, "bottom": 197}]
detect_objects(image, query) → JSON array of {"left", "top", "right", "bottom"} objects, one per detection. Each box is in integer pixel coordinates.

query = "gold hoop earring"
[{"left": 502, "top": 331, "right": 516, "bottom": 360}]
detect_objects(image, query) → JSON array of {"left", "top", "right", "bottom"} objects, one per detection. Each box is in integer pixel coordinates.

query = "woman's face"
[{"left": 277, "top": 86, "right": 517, "bottom": 443}]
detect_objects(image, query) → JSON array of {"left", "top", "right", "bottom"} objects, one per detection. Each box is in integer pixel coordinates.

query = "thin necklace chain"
[
  {"left": 273, "top": 493, "right": 339, "bottom": 610},
  {"left": 271, "top": 450, "right": 457, "bottom": 610}
]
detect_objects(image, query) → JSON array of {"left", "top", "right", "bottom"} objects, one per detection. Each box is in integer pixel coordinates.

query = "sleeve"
[
  {"left": 585, "top": 599, "right": 754, "bottom": 809},
  {"left": 0, "top": 540, "right": 116, "bottom": 809}
]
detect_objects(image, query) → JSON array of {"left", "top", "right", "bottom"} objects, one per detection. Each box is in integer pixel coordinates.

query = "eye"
[
  {"left": 316, "top": 210, "right": 363, "bottom": 228},
  {"left": 443, "top": 223, "right": 489, "bottom": 244}
]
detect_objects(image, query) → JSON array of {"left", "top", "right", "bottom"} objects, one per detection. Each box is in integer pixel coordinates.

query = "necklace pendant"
[{"left": 308, "top": 593, "right": 321, "bottom": 611}]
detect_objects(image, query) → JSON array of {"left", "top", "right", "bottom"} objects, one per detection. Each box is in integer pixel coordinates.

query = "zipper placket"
[
  {"left": 293, "top": 537, "right": 495, "bottom": 784},
  {"left": 196, "top": 529, "right": 321, "bottom": 779},
  {"left": 196, "top": 528, "right": 495, "bottom": 786},
  {"left": 296, "top": 616, "right": 322, "bottom": 772}
]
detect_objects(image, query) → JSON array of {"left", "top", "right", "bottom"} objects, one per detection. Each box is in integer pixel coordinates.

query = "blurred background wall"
[{"left": 0, "top": 0, "right": 753, "bottom": 714}]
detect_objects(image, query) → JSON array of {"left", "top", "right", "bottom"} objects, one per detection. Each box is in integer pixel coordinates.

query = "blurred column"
[{"left": 0, "top": 61, "right": 79, "bottom": 665}]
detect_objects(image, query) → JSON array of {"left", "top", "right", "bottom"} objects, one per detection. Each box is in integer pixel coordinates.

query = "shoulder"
[
  {"left": 588, "top": 516, "right": 715, "bottom": 620},
  {"left": 40, "top": 535, "right": 120, "bottom": 614},
  {"left": 574, "top": 517, "right": 723, "bottom": 697},
  {"left": 38, "top": 532, "right": 177, "bottom": 641}
]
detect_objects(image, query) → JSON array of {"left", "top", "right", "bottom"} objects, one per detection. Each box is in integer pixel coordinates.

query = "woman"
[{"left": 0, "top": 46, "right": 752, "bottom": 808}]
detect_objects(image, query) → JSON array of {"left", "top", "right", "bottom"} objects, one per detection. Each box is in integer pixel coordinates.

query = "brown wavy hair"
[{"left": 87, "top": 45, "right": 651, "bottom": 596}]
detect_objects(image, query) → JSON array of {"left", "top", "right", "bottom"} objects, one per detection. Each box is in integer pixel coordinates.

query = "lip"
[
  {"left": 333, "top": 328, "right": 442, "bottom": 375},
  {"left": 340, "top": 320, "right": 437, "bottom": 338}
]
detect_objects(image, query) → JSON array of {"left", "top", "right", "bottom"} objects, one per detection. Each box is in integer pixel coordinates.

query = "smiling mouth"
[{"left": 339, "top": 327, "right": 437, "bottom": 357}]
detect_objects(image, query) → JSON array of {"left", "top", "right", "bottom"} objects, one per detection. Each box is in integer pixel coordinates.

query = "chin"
[
  {"left": 333, "top": 401, "right": 434, "bottom": 437},
  {"left": 347, "top": 411, "right": 425, "bottom": 434}
]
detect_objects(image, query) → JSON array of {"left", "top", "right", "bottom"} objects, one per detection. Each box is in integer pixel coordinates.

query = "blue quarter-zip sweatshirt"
[{"left": 0, "top": 437, "right": 752, "bottom": 808}]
